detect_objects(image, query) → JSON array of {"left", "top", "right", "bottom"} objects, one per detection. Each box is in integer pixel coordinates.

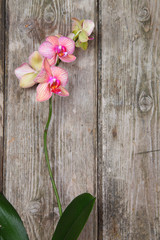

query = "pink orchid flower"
[
  {"left": 39, "top": 36, "right": 76, "bottom": 66},
  {"left": 36, "top": 58, "right": 69, "bottom": 102},
  {"left": 15, "top": 51, "right": 44, "bottom": 88}
]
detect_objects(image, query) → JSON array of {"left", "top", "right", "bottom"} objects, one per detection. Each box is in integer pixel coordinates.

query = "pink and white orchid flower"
[
  {"left": 36, "top": 58, "right": 69, "bottom": 102},
  {"left": 39, "top": 36, "right": 76, "bottom": 66},
  {"left": 15, "top": 51, "right": 44, "bottom": 88}
]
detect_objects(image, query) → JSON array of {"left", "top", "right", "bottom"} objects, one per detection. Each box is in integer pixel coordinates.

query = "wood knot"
[
  {"left": 138, "top": 7, "right": 150, "bottom": 23},
  {"left": 138, "top": 91, "right": 153, "bottom": 113},
  {"left": 26, "top": 200, "right": 41, "bottom": 215},
  {"left": 137, "top": 7, "right": 151, "bottom": 32},
  {"left": 19, "top": 18, "right": 37, "bottom": 34},
  {"left": 112, "top": 126, "right": 117, "bottom": 138},
  {"left": 18, "top": 18, "right": 43, "bottom": 43},
  {"left": 44, "top": 4, "right": 55, "bottom": 24}
]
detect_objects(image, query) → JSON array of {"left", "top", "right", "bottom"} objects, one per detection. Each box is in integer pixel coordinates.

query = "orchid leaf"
[
  {"left": 0, "top": 193, "right": 29, "bottom": 240},
  {"left": 52, "top": 193, "right": 96, "bottom": 240}
]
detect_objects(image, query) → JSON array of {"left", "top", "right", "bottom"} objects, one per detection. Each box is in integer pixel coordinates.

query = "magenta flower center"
[
  {"left": 55, "top": 45, "right": 68, "bottom": 57},
  {"left": 49, "top": 77, "right": 61, "bottom": 93}
]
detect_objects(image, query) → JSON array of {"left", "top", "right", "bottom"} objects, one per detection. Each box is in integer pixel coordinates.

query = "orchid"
[
  {"left": 15, "top": 51, "right": 43, "bottom": 88},
  {"left": 71, "top": 18, "right": 95, "bottom": 50},
  {"left": 39, "top": 36, "right": 76, "bottom": 65},
  {"left": 12, "top": 18, "right": 96, "bottom": 240},
  {"left": 36, "top": 58, "right": 69, "bottom": 102}
]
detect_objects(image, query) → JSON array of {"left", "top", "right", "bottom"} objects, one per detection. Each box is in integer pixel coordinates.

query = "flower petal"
[
  {"left": 29, "top": 51, "right": 43, "bottom": 71},
  {"left": 44, "top": 58, "right": 52, "bottom": 78},
  {"left": 46, "top": 36, "right": 59, "bottom": 48},
  {"left": 79, "top": 30, "right": 88, "bottom": 42},
  {"left": 19, "top": 72, "right": 37, "bottom": 88},
  {"left": 55, "top": 86, "right": 69, "bottom": 97},
  {"left": 55, "top": 34, "right": 62, "bottom": 38},
  {"left": 36, "top": 83, "right": 52, "bottom": 102},
  {"left": 50, "top": 66, "right": 68, "bottom": 86},
  {"left": 34, "top": 69, "right": 48, "bottom": 83},
  {"left": 88, "top": 36, "right": 94, "bottom": 40},
  {"left": 76, "top": 40, "right": 88, "bottom": 50},
  {"left": 48, "top": 54, "right": 57, "bottom": 66},
  {"left": 82, "top": 20, "right": 95, "bottom": 36},
  {"left": 15, "top": 63, "right": 35, "bottom": 80},
  {"left": 39, "top": 41, "right": 54, "bottom": 59},
  {"left": 59, "top": 54, "right": 76, "bottom": 63},
  {"left": 59, "top": 37, "right": 75, "bottom": 54},
  {"left": 72, "top": 18, "right": 82, "bottom": 33},
  {"left": 68, "top": 33, "right": 75, "bottom": 40}
]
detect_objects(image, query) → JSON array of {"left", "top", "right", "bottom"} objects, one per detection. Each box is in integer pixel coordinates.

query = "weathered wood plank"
[
  {"left": 0, "top": 0, "right": 5, "bottom": 193},
  {"left": 5, "top": 0, "right": 97, "bottom": 239},
  {"left": 100, "top": 0, "right": 160, "bottom": 239}
]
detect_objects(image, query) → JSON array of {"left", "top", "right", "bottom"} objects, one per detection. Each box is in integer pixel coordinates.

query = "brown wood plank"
[
  {"left": 100, "top": 0, "right": 160, "bottom": 239},
  {"left": 0, "top": 0, "right": 5, "bottom": 193},
  {"left": 4, "top": 0, "right": 97, "bottom": 239}
]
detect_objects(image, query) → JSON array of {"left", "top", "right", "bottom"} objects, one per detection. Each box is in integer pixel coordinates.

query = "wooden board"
[
  {"left": 100, "top": 0, "right": 160, "bottom": 239},
  {"left": 4, "top": 0, "right": 97, "bottom": 239},
  {"left": 0, "top": 0, "right": 5, "bottom": 193},
  {"left": 3, "top": 0, "right": 160, "bottom": 239}
]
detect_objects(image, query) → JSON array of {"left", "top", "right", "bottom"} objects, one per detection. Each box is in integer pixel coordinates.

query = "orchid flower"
[
  {"left": 39, "top": 36, "right": 76, "bottom": 66},
  {"left": 71, "top": 18, "right": 95, "bottom": 50},
  {"left": 36, "top": 58, "right": 69, "bottom": 102},
  {"left": 15, "top": 51, "right": 44, "bottom": 88}
]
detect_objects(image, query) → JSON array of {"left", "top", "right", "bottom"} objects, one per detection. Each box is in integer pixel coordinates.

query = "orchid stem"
[{"left": 44, "top": 96, "right": 62, "bottom": 217}]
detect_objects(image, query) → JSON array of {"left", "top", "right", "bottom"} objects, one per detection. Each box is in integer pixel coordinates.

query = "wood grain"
[
  {"left": 4, "top": 0, "right": 97, "bottom": 239},
  {"left": 100, "top": 0, "right": 160, "bottom": 239},
  {"left": 0, "top": 0, "right": 5, "bottom": 193}
]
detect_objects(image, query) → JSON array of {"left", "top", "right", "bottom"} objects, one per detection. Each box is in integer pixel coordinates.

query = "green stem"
[
  {"left": 44, "top": 97, "right": 62, "bottom": 217},
  {"left": 73, "top": 30, "right": 81, "bottom": 42}
]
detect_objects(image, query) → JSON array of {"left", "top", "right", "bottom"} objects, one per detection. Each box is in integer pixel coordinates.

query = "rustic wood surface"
[
  {"left": 1, "top": 0, "right": 160, "bottom": 239},
  {"left": 0, "top": 0, "right": 5, "bottom": 193},
  {"left": 3, "top": 0, "right": 97, "bottom": 240},
  {"left": 100, "top": 0, "right": 160, "bottom": 239}
]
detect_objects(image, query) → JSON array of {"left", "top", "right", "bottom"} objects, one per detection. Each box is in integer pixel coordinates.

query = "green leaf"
[
  {"left": 52, "top": 193, "right": 96, "bottom": 240},
  {"left": 0, "top": 193, "right": 29, "bottom": 240}
]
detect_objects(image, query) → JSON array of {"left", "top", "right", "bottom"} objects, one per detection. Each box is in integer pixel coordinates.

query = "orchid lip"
[
  {"left": 54, "top": 45, "right": 68, "bottom": 57},
  {"left": 50, "top": 77, "right": 61, "bottom": 92},
  {"left": 48, "top": 76, "right": 56, "bottom": 85}
]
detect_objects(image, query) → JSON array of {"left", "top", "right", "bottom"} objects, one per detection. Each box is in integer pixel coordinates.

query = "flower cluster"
[{"left": 15, "top": 19, "right": 94, "bottom": 102}]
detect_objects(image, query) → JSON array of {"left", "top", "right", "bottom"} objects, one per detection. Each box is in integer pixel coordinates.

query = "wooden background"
[{"left": 1, "top": 0, "right": 160, "bottom": 239}]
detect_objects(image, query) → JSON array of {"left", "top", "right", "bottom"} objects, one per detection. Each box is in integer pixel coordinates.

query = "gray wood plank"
[
  {"left": 4, "top": 0, "right": 97, "bottom": 239},
  {"left": 100, "top": 0, "right": 160, "bottom": 239},
  {"left": 0, "top": 0, "right": 5, "bottom": 193}
]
